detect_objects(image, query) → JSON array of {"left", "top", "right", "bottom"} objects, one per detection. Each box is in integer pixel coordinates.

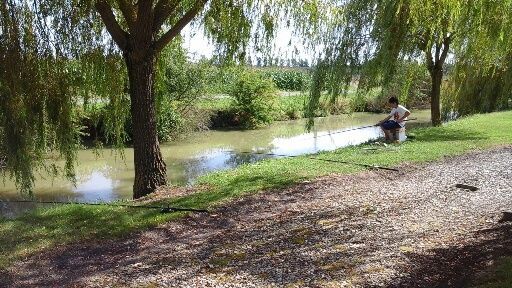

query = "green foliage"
[
  {"left": 0, "top": 1, "right": 127, "bottom": 195},
  {"left": 229, "top": 71, "right": 279, "bottom": 128},
  {"left": 383, "top": 62, "right": 431, "bottom": 108},
  {"left": 278, "top": 95, "right": 307, "bottom": 120},
  {"left": 351, "top": 62, "right": 431, "bottom": 113},
  {"left": 438, "top": 0, "right": 512, "bottom": 119},
  {"left": 81, "top": 55, "right": 130, "bottom": 148},
  {"left": 0, "top": 0, "right": 293, "bottom": 196},
  {"left": 197, "top": 66, "right": 311, "bottom": 95},
  {"left": 204, "top": 0, "right": 253, "bottom": 61},
  {"left": 155, "top": 40, "right": 211, "bottom": 141},
  {"left": 202, "top": 65, "right": 245, "bottom": 95},
  {"left": 443, "top": 0, "right": 512, "bottom": 118},
  {"left": 202, "top": 93, "right": 355, "bottom": 126},
  {"left": 443, "top": 60, "right": 512, "bottom": 119},
  {"left": 78, "top": 41, "right": 213, "bottom": 143}
]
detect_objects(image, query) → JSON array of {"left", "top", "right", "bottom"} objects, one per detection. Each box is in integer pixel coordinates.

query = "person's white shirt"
[{"left": 389, "top": 105, "right": 410, "bottom": 127}]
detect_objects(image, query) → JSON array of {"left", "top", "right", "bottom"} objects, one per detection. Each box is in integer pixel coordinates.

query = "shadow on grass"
[
  {"left": 0, "top": 195, "right": 386, "bottom": 287},
  {"left": 390, "top": 223, "right": 512, "bottom": 288},
  {"left": 2, "top": 181, "right": 512, "bottom": 287},
  {"left": 0, "top": 167, "right": 306, "bottom": 276},
  {"left": 0, "top": 204, "right": 177, "bottom": 269}
]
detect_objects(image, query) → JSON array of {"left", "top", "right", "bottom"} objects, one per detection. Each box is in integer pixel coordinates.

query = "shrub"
[
  {"left": 155, "top": 41, "right": 211, "bottom": 141},
  {"left": 229, "top": 71, "right": 278, "bottom": 128}
]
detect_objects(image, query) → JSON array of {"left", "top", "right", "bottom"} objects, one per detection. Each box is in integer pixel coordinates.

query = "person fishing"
[{"left": 376, "top": 96, "right": 411, "bottom": 142}]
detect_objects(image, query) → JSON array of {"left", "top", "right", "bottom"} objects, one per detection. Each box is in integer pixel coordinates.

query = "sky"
[{"left": 181, "top": 23, "right": 318, "bottom": 64}]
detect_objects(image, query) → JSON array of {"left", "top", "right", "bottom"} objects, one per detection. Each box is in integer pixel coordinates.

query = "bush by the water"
[
  {"left": 229, "top": 71, "right": 278, "bottom": 128},
  {"left": 155, "top": 42, "right": 211, "bottom": 141},
  {"left": 202, "top": 66, "right": 311, "bottom": 94}
]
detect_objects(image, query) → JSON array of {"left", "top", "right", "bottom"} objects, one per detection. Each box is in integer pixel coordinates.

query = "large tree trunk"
[
  {"left": 125, "top": 55, "right": 167, "bottom": 199},
  {"left": 430, "top": 66, "right": 443, "bottom": 126},
  {"left": 95, "top": 0, "right": 207, "bottom": 199}
]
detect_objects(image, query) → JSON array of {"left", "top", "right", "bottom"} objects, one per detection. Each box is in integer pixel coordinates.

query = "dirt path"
[{"left": 2, "top": 147, "right": 512, "bottom": 287}]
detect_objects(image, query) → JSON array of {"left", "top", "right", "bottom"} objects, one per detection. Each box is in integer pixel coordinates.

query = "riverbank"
[
  {"left": 0, "top": 110, "right": 511, "bottom": 275},
  {"left": 2, "top": 146, "right": 512, "bottom": 287}
]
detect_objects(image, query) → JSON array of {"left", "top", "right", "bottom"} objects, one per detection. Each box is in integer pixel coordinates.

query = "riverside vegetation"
[{"left": 81, "top": 45, "right": 433, "bottom": 144}]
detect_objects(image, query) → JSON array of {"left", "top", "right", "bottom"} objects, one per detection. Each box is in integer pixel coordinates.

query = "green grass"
[
  {"left": 197, "top": 96, "right": 232, "bottom": 110},
  {"left": 1, "top": 110, "right": 512, "bottom": 269},
  {"left": 470, "top": 257, "right": 512, "bottom": 288}
]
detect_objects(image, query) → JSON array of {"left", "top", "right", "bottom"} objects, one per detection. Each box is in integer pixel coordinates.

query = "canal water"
[{"left": 0, "top": 110, "right": 430, "bottom": 216}]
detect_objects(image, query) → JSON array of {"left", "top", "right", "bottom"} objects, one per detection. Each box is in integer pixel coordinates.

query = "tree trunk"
[
  {"left": 125, "top": 55, "right": 167, "bottom": 199},
  {"left": 430, "top": 66, "right": 443, "bottom": 126}
]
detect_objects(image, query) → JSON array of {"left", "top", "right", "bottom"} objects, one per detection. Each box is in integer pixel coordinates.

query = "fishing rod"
[
  {"left": 236, "top": 151, "right": 399, "bottom": 172},
  {"left": 312, "top": 118, "right": 418, "bottom": 139},
  {"left": 0, "top": 199, "right": 208, "bottom": 214}
]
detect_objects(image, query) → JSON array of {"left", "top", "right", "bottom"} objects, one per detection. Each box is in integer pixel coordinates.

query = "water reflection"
[
  {"left": 270, "top": 125, "right": 382, "bottom": 156},
  {"left": 0, "top": 110, "right": 431, "bottom": 209},
  {"left": 181, "top": 148, "right": 273, "bottom": 185},
  {"left": 73, "top": 169, "right": 119, "bottom": 202}
]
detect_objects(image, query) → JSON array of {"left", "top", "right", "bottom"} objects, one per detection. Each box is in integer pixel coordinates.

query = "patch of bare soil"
[{"left": 2, "top": 147, "right": 512, "bottom": 288}]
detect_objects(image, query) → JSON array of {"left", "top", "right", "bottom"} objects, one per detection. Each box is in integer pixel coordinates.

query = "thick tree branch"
[
  {"left": 131, "top": 0, "right": 154, "bottom": 50},
  {"left": 153, "top": 0, "right": 208, "bottom": 53},
  {"left": 424, "top": 42, "right": 435, "bottom": 74},
  {"left": 435, "top": 41, "right": 441, "bottom": 63},
  {"left": 152, "top": 0, "right": 207, "bottom": 54},
  {"left": 439, "top": 34, "right": 452, "bottom": 64},
  {"left": 95, "top": 0, "right": 129, "bottom": 51},
  {"left": 136, "top": 0, "right": 153, "bottom": 27},
  {"left": 116, "top": 0, "right": 136, "bottom": 32},
  {"left": 153, "top": 0, "right": 181, "bottom": 31}
]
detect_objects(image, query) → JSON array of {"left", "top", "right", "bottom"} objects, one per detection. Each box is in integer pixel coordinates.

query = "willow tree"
[
  {"left": 447, "top": 0, "right": 512, "bottom": 116},
  {"left": 0, "top": 0, "right": 298, "bottom": 198},
  {"left": 308, "top": 0, "right": 511, "bottom": 126}
]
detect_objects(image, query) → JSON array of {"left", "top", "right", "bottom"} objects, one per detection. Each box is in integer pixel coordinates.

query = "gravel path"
[{"left": 2, "top": 147, "right": 512, "bottom": 287}]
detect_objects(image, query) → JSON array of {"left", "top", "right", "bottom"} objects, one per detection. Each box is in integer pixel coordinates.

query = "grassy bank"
[{"left": 1, "top": 110, "right": 512, "bottom": 269}]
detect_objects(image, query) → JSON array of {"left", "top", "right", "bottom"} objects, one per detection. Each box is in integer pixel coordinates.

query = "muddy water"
[{"left": 0, "top": 110, "right": 430, "bottom": 213}]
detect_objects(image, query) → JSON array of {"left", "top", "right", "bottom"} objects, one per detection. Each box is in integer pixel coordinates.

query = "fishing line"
[
  {"left": 0, "top": 200, "right": 208, "bottom": 213},
  {"left": 235, "top": 151, "right": 399, "bottom": 172}
]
